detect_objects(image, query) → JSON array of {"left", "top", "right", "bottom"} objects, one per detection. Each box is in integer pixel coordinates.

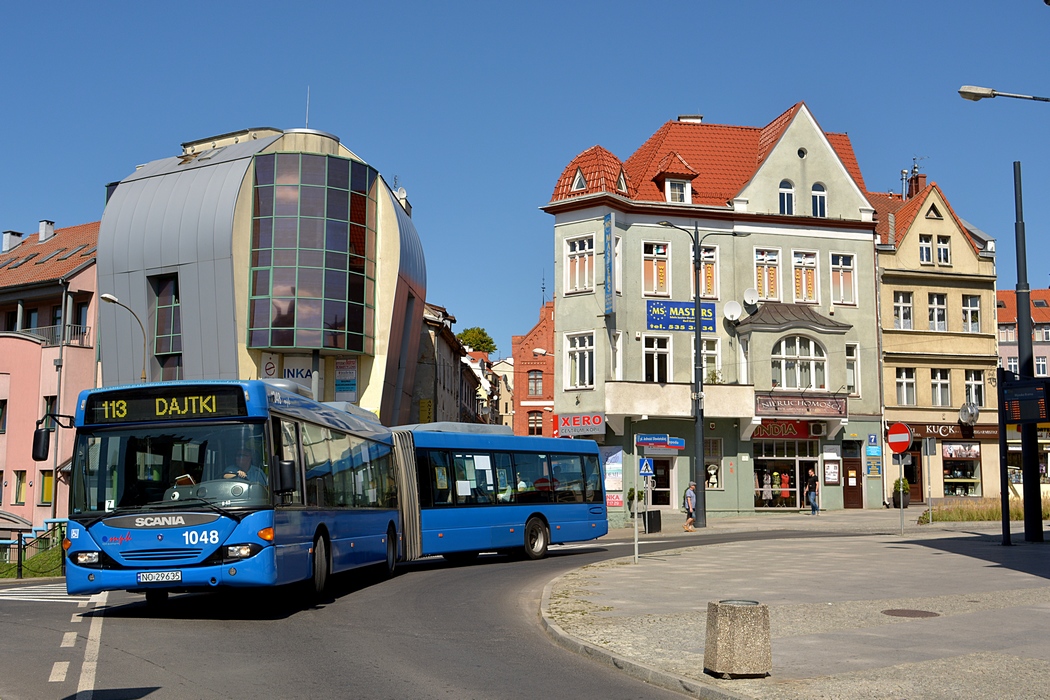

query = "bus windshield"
[{"left": 70, "top": 422, "right": 271, "bottom": 515}]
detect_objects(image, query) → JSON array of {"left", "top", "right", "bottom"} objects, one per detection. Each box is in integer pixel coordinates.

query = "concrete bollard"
[{"left": 703, "top": 599, "right": 771, "bottom": 678}]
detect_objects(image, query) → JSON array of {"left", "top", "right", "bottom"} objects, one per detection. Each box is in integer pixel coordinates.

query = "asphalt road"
[{"left": 0, "top": 532, "right": 822, "bottom": 700}]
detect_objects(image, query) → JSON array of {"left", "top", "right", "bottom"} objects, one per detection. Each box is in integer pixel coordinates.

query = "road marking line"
[
  {"left": 72, "top": 613, "right": 82, "bottom": 623},
  {"left": 62, "top": 631, "right": 78, "bottom": 647},
  {"left": 77, "top": 600, "right": 89, "bottom": 608},
  {"left": 75, "top": 591, "right": 107, "bottom": 700},
  {"left": 49, "top": 661, "right": 69, "bottom": 682}
]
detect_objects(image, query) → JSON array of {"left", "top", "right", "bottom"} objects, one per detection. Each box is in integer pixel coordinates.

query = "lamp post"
[
  {"left": 959, "top": 86, "right": 1045, "bottom": 543},
  {"left": 100, "top": 293, "right": 148, "bottom": 382},
  {"left": 658, "top": 221, "right": 750, "bottom": 528}
]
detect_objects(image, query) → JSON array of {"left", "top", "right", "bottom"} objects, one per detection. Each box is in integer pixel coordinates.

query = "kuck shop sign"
[{"left": 558, "top": 412, "right": 605, "bottom": 436}]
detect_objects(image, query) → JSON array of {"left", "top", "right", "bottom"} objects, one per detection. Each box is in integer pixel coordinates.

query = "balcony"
[{"left": 18, "top": 324, "right": 92, "bottom": 348}]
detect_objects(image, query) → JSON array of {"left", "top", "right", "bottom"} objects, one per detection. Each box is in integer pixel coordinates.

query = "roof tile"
[{"left": 0, "top": 222, "right": 99, "bottom": 291}]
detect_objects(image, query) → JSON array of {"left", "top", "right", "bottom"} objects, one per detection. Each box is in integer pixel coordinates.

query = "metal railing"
[
  {"left": 18, "top": 324, "right": 91, "bottom": 348},
  {"left": 0, "top": 522, "right": 66, "bottom": 578}
]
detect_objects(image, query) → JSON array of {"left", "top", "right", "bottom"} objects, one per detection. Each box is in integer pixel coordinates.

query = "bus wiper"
[
  {"left": 81, "top": 505, "right": 155, "bottom": 528},
  {"left": 148, "top": 497, "right": 244, "bottom": 522}
]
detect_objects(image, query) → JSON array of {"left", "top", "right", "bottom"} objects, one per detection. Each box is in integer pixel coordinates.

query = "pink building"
[{"left": 0, "top": 221, "right": 99, "bottom": 538}]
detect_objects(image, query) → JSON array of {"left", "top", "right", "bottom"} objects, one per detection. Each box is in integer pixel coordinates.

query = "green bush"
[
  {"left": 916, "top": 496, "right": 1050, "bottom": 524},
  {"left": 893, "top": 477, "right": 909, "bottom": 493}
]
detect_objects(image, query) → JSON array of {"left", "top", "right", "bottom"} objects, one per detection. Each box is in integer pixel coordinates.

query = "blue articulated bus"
[
  {"left": 39, "top": 380, "right": 401, "bottom": 604},
  {"left": 391, "top": 424, "right": 608, "bottom": 563}
]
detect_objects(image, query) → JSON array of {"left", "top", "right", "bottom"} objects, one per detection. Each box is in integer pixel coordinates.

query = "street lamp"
[
  {"left": 101, "top": 293, "right": 148, "bottom": 382},
  {"left": 657, "top": 220, "right": 750, "bottom": 528},
  {"left": 958, "top": 85, "right": 1050, "bottom": 103},
  {"left": 959, "top": 86, "right": 1045, "bottom": 543}
]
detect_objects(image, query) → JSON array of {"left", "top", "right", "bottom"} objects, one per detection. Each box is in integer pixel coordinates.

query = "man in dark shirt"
[{"left": 806, "top": 468, "right": 819, "bottom": 515}]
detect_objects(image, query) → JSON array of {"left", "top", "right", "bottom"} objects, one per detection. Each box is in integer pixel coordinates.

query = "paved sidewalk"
[{"left": 542, "top": 509, "right": 1050, "bottom": 699}]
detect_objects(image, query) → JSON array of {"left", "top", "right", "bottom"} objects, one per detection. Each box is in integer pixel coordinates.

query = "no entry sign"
[{"left": 887, "top": 422, "right": 913, "bottom": 454}]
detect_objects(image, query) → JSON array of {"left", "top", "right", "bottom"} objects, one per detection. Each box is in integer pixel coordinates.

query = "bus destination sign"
[{"left": 84, "top": 386, "right": 248, "bottom": 425}]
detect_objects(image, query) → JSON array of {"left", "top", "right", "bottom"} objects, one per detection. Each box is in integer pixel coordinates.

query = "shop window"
[
  {"left": 942, "top": 442, "right": 981, "bottom": 497},
  {"left": 704, "top": 438, "right": 723, "bottom": 491}
]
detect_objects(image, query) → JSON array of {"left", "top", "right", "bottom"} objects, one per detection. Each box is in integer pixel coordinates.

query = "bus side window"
[
  {"left": 415, "top": 448, "right": 434, "bottom": 507},
  {"left": 274, "top": 418, "right": 303, "bottom": 504},
  {"left": 512, "top": 453, "right": 551, "bottom": 504},
  {"left": 302, "top": 423, "right": 333, "bottom": 508},
  {"left": 493, "top": 453, "right": 515, "bottom": 503},
  {"left": 330, "top": 431, "right": 353, "bottom": 507},
  {"left": 428, "top": 450, "right": 453, "bottom": 506},
  {"left": 551, "top": 455, "right": 585, "bottom": 503},
  {"left": 583, "top": 454, "right": 603, "bottom": 503}
]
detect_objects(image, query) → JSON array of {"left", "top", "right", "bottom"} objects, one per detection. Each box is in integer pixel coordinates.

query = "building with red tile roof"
[
  {"left": 875, "top": 168, "right": 1000, "bottom": 503},
  {"left": 544, "top": 103, "right": 883, "bottom": 524},
  {"left": 511, "top": 301, "right": 555, "bottom": 437},
  {"left": 0, "top": 221, "right": 100, "bottom": 536}
]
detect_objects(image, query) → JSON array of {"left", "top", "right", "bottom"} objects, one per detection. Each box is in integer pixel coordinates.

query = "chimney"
[
  {"left": 38, "top": 220, "right": 55, "bottom": 242},
  {"left": 2, "top": 230, "right": 24, "bottom": 253},
  {"left": 677, "top": 114, "right": 703, "bottom": 123},
  {"left": 907, "top": 165, "right": 927, "bottom": 199}
]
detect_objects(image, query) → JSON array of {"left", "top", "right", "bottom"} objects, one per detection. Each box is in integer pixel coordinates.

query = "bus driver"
[{"left": 223, "top": 449, "right": 267, "bottom": 484}]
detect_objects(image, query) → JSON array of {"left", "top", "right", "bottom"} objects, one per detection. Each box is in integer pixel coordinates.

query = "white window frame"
[
  {"left": 999, "top": 325, "right": 1016, "bottom": 342},
  {"left": 831, "top": 253, "right": 856, "bottom": 305},
  {"left": 811, "top": 183, "right": 827, "bottom": 218},
  {"left": 692, "top": 337, "right": 722, "bottom": 383},
  {"left": 611, "top": 331, "right": 623, "bottom": 381},
  {"left": 1007, "top": 356, "right": 1019, "bottom": 374},
  {"left": 565, "top": 332, "right": 595, "bottom": 390},
  {"left": 962, "top": 295, "right": 980, "bottom": 333},
  {"left": 614, "top": 235, "right": 622, "bottom": 295},
  {"left": 571, "top": 168, "right": 586, "bottom": 191},
  {"left": 666, "top": 179, "right": 691, "bottom": 204},
  {"left": 771, "top": 336, "right": 827, "bottom": 390},
  {"left": 1040, "top": 325, "right": 1050, "bottom": 342},
  {"left": 779, "top": 180, "right": 794, "bottom": 215},
  {"left": 695, "top": 245, "right": 718, "bottom": 300},
  {"left": 894, "top": 291, "right": 913, "bottom": 330},
  {"left": 928, "top": 293, "right": 947, "bottom": 331},
  {"left": 755, "top": 248, "right": 781, "bottom": 301},
  {"left": 931, "top": 368, "right": 951, "bottom": 407},
  {"left": 792, "top": 250, "right": 818, "bottom": 304},
  {"left": 896, "top": 367, "right": 916, "bottom": 406},
  {"left": 1038, "top": 357, "right": 1048, "bottom": 377},
  {"left": 642, "top": 241, "right": 670, "bottom": 297},
  {"left": 937, "top": 235, "right": 951, "bottom": 265},
  {"left": 845, "top": 343, "right": 860, "bottom": 397},
  {"left": 965, "top": 369, "right": 984, "bottom": 406},
  {"left": 564, "top": 234, "right": 595, "bottom": 294},
  {"left": 919, "top": 235, "right": 933, "bottom": 264},
  {"left": 642, "top": 334, "right": 672, "bottom": 383}
]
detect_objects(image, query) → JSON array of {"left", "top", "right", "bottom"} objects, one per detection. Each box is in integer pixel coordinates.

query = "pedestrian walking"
[
  {"left": 683, "top": 481, "right": 696, "bottom": 531},
  {"left": 806, "top": 467, "right": 819, "bottom": 515}
]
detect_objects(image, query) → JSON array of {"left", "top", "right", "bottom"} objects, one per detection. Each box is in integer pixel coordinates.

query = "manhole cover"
[{"left": 882, "top": 609, "right": 940, "bottom": 618}]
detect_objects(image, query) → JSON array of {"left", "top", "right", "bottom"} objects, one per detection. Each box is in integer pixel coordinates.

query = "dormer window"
[
  {"left": 571, "top": 169, "right": 587, "bottom": 192},
  {"left": 779, "top": 180, "right": 794, "bottom": 215},
  {"left": 666, "top": 179, "right": 691, "bottom": 204},
  {"left": 616, "top": 170, "right": 627, "bottom": 194},
  {"left": 926, "top": 204, "right": 943, "bottom": 219},
  {"left": 811, "top": 183, "right": 827, "bottom": 218}
]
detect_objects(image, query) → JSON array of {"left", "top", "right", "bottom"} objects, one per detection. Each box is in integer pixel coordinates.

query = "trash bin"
[
  {"left": 643, "top": 509, "right": 661, "bottom": 533},
  {"left": 703, "top": 599, "right": 771, "bottom": 678}
]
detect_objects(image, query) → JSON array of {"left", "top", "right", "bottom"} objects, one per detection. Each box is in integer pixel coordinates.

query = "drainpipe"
[{"left": 51, "top": 279, "right": 69, "bottom": 520}]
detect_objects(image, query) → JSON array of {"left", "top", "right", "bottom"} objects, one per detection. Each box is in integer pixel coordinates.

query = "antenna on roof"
[
  {"left": 305, "top": 86, "right": 311, "bottom": 128},
  {"left": 541, "top": 270, "right": 547, "bottom": 304}
]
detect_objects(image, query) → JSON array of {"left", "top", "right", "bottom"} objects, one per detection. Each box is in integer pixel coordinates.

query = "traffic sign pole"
[{"left": 887, "top": 423, "right": 913, "bottom": 536}]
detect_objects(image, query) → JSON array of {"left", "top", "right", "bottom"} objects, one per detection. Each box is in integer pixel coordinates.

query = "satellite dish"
[
  {"left": 958, "top": 402, "right": 980, "bottom": 426},
  {"left": 397, "top": 187, "right": 407, "bottom": 199},
  {"left": 742, "top": 288, "right": 759, "bottom": 306},
  {"left": 723, "top": 300, "right": 742, "bottom": 321}
]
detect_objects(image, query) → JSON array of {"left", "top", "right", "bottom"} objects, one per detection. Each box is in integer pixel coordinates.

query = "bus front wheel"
[
  {"left": 384, "top": 526, "right": 397, "bottom": 578},
  {"left": 523, "top": 517, "right": 549, "bottom": 560},
  {"left": 311, "top": 535, "right": 329, "bottom": 595}
]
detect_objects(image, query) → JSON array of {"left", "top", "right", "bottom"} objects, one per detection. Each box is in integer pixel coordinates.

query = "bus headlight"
[
  {"left": 75, "top": 552, "right": 99, "bottom": 565},
  {"left": 226, "top": 545, "right": 253, "bottom": 559}
]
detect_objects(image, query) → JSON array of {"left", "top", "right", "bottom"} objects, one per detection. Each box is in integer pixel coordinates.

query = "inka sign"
[
  {"left": 646, "top": 300, "right": 715, "bottom": 333},
  {"left": 558, "top": 412, "right": 605, "bottom": 436}
]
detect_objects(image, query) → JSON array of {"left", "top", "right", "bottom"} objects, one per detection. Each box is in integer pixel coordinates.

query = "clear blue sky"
[{"left": 3, "top": 2, "right": 1049, "bottom": 357}]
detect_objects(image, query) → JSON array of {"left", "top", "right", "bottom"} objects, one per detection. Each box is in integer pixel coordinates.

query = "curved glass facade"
[{"left": 248, "top": 152, "right": 378, "bottom": 353}]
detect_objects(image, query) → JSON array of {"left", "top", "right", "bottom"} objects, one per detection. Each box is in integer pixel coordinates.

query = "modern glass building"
[{"left": 98, "top": 128, "right": 426, "bottom": 424}]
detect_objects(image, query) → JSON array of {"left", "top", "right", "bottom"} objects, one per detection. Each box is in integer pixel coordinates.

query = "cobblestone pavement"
[{"left": 542, "top": 509, "right": 1050, "bottom": 699}]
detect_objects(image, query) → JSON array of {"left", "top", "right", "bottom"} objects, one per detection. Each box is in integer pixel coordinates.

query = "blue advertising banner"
[{"left": 646, "top": 300, "right": 715, "bottom": 332}]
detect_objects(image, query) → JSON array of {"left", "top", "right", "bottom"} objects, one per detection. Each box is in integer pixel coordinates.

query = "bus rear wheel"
[
  {"left": 523, "top": 517, "right": 549, "bottom": 560},
  {"left": 384, "top": 526, "right": 398, "bottom": 578},
  {"left": 311, "top": 535, "right": 329, "bottom": 596}
]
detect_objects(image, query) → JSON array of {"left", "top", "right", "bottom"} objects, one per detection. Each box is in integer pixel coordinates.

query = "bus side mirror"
[
  {"left": 274, "top": 459, "right": 297, "bottom": 493},
  {"left": 32, "top": 428, "right": 51, "bottom": 461}
]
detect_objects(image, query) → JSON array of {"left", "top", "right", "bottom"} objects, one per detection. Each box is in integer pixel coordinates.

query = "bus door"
[{"left": 271, "top": 416, "right": 310, "bottom": 585}]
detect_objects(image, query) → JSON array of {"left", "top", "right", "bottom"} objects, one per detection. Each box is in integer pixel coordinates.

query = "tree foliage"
[{"left": 457, "top": 326, "right": 497, "bottom": 354}]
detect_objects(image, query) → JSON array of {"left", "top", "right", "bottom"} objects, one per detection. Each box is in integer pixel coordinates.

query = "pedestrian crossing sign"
[{"left": 639, "top": 458, "right": 654, "bottom": 476}]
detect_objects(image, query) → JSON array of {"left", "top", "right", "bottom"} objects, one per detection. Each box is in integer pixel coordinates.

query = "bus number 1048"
[{"left": 182, "top": 530, "right": 220, "bottom": 545}]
